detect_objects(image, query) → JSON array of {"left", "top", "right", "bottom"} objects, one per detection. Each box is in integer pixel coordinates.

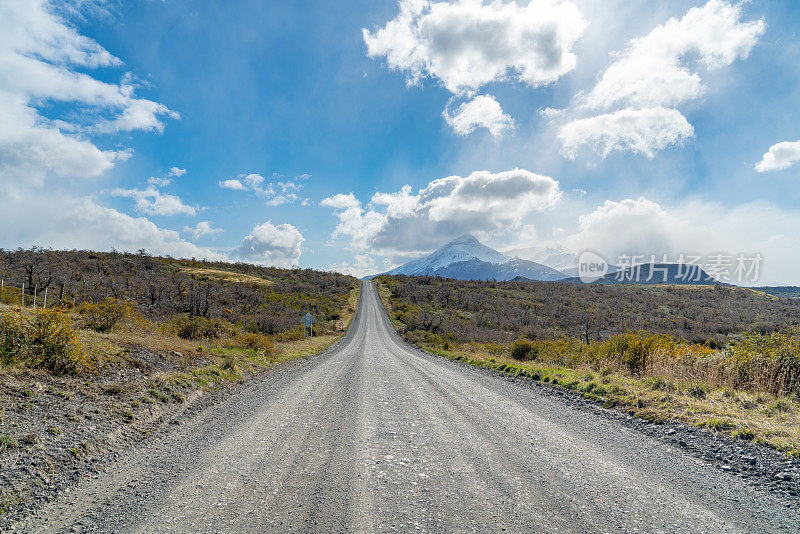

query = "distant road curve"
[{"left": 15, "top": 281, "right": 800, "bottom": 533}]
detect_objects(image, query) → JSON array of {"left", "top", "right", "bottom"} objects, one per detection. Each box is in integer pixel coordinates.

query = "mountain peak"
[
  {"left": 449, "top": 234, "right": 480, "bottom": 246},
  {"left": 385, "top": 235, "right": 568, "bottom": 281}
]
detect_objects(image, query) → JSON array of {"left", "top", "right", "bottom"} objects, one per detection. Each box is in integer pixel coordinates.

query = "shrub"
[
  {"left": 234, "top": 331, "right": 275, "bottom": 355},
  {"left": 0, "top": 435, "right": 19, "bottom": 450},
  {"left": 163, "top": 315, "right": 232, "bottom": 340},
  {"left": 725, "top": 333, "right": 800, "bottom": 397},
  {"left": 0, "top": 286, "right": 22, "bottom": 306},
  {"left": 0, "top": 308, "right": 85, "bottom": 374},
  {"left": 687, "top": 384, "right": 707, "bottom": 399},
  {"left": 222, "top": 354, "right": 238, "bottom": 372},
  {"left": 76, "top": 298, "right": 136, "bottom": 332},
  {"left": 510, "top": 339, "right": 537, "bottom": 361}
]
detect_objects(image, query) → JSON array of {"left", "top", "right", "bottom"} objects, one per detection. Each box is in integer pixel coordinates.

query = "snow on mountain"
[
  {"left": 387, "top": 235, "right": 509, "bottom": 276},
  {"left": 385, "top": 235, "right": 568, "bottom": 281}
]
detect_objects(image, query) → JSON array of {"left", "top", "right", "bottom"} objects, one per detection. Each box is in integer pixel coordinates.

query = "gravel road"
[{"left": 13, "top": 281, "right": 800, "bottom": 533}]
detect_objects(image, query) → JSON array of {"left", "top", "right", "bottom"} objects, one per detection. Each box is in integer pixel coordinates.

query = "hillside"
[
  {"left": 377, "top": 275, "right": 800, "bottom": 345},
  {"left": 0, "top": 248, "right": 358, "bottom": 518},
  {"left": 0, "top": 248, "right": 355, "bottom": 332}
]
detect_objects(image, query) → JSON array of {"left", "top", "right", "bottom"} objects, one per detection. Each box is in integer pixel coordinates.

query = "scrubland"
[
  {"left": 377, "top": 276, "right": 800, "bottom": 453},
  {"left": 0, "top": 248, "right": 358, "bottom": 514}
]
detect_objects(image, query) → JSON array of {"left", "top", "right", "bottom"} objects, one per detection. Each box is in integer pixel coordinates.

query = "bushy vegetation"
[
  {"left": 234, "top": 331, "right": 275, "bottom": 355},
  {"left": 510, "top": 339, "right": 537, "bottom": 361},
  {"left": 379, "top": 275, "right": 800, "bottom": 345},
  {"left": 380, "top": 276, "right": 800, "bottom": 397},
  {"left": 0, "top": 248, "right": 357, "bottom": 336},
  {"left": 0, "top": 248, "right": 357, "bottom": 376},
  {"left": 162, "top": 315, "right": 233, "bottom": 340},
  {"left": 0, "top": 307, "right": 85, "bottom": 374},
  {"left": 76, "top": 298, "right": 135, "bottom": 332}
]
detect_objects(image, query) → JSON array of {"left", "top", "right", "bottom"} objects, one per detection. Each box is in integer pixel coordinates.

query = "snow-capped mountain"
[
  {"left": 388, "top": 235, "right": 509, "bottom": 275},
  {"left": 385, "top": 235, "right": 568, "bottom": 281}
]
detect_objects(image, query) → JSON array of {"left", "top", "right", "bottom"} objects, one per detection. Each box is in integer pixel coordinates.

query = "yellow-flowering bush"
[
  {"left": 0, "top": 286, "right": 22, "bottom": 306},
  {"left": 725, "top": 333, "right": 800, "bottom": 396},
  {"left": 0, "top": 307, "right": 85, "bottom": 374}
]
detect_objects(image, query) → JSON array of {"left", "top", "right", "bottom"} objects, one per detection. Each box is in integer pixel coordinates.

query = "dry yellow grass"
[{"left": 180, "top": 267, "right": 274, "bottom": 286}]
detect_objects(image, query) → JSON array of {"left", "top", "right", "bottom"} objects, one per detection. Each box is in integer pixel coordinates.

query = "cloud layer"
[
  {"left": 365, "top": 0, "right": 586, "bottom": 135},
  {"left": 364, "top": 0, "right": 586, "bottom": 94},
  {"left": 0, "top": 0, "right": 178, "bottom": 186},
  {"left": 563, "top": 196, "right": 800, "bottom": 285},
  {"left": 556, "top": 0, "right": 764, "bottom": 158},
  {"left": 112, "top": 185, "right": 197, "bottom": 217},
  {"left": 218, "top": 173, "right": 308, "bottom": 205},
  {"left": 322, "top": 168, "right": 561, "bottom": 257},
  {"left": 558, "top": 107, "right": 694, "bottom": 159},
  {"left": 0, "top": 188, "right": 223, "bottom": 260},
  {"left": 185, "top": 221, "right": 223, "bottom": 240}
]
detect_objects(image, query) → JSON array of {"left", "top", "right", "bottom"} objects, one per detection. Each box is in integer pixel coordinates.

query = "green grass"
[{"left": 0, "top": 434, "right": 19, "bottom": 449}]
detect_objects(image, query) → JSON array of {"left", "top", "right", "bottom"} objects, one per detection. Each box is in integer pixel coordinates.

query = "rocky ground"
[{"left": 0, "top": 336, "right": 337, "bottom": 528}]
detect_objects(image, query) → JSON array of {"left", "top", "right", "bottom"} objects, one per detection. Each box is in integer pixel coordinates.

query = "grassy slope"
[{"left": 375, "top": 280, "right": 800, "bottom": 455}]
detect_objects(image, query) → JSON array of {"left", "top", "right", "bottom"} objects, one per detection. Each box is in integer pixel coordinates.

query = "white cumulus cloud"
[
  {"left": 556, "top": 0, "right": 764, "bottom": 158},
  {"left": 0, "top": 188, "right": 223, "bottom": 260},
  {"left": 755, "top": 141, "right": 800, "bottom": 173},
  {"left": 219, "top": 179, "right": 247, "bottom": 190},
  {"left": 364, "top": 0, "right": 586, "bottom": 134},
  {"left": 322, "top": 168, "right": 561, "bottom": 257},
  {"left": 0, "top": 0, "right": 178, "bottom": 186},
  {"left": 558, "top": 107, "right": 694, "bottom": 159},
  {"left": 112, "top": 186, "right": 197, "bottom": 217},
  {"left": 443, "top": 94, "right": 514, "bottom": 137},
  {"left": 232, "top": 221, "right": 304, "bottom": 268},
  {"left": 364, "top": 0, "right": 587, "bottom": 94},
  {"left": 184, "top": 221, "right": 223, "bottom": 240},
  {"left": 0, "top": 2, "right": 214, "bottom": 262}
]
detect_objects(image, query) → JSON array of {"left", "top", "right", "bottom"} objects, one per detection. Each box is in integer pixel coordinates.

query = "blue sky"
[{"left": 2, "top": 0, "right": 800, "bottom": 284}]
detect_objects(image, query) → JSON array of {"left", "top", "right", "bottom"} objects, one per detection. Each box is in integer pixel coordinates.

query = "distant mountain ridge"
[
  {"left": 559, "top": 263, "right": 721, "bottom": 285},
  {"left": 385, "top": 235, "right": 568, "bottom": 282},
  {"left": 379, "top": 236, "right": 738, "bottom": 286}
]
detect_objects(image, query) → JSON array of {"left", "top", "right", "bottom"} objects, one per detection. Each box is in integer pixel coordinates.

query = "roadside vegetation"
[
  {"left": 376, "top": 275, "right": 800, "bottom": 454},
  {"left": 0, "top": 248, "right": 358, "bottom": 516}
]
